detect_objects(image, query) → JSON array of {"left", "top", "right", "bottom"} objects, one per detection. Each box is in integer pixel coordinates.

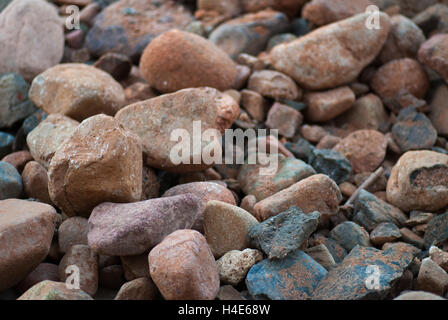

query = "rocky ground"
[{"left": 0, "top": 0, "right": 448, "bottom": 301}]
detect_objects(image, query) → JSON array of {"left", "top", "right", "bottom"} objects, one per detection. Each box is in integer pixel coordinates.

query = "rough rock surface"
[{"left": 18, "top": 280, "right": 93, "bottom": 300}]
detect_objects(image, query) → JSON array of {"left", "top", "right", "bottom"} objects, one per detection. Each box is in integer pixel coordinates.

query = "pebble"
[
  {"left": 370, "top": 222, "right": 402, "bottom": 246},
  {"left": 270, "top": 13, "right": 391, "bottom": 90},
  {"left": 329, "top": 221, "right": 371, "bottom": 252},
  {"left": 240, "top": 90, "right": 269, "bottom": 122},
  {"left": 247, "top": 70, "right": 302, "bottom": 101},
  {"left": 18, "top": 280, "right": 93, "bottom": 300},
  {"left": 115, "top": 278, "right": 158, "bottom": 300},
  {"left": 148, "top": 229, "right": 220, "bottom": 300},
  {"left": 216, "top": 249, "right": 263, "bottom": 286},
  {"left": 395, "top": 291, "right": 446, "bottom": 300},
  {"left": 58, "top": 216, "right": 89, "bottom": 253},
  {"left": 246, "top": 250, "right": 328, "bottom": 300},
  {"left": 333, "top": 129, "right": 387, "bottom": 174},
  {"left": 405, "top": 211, "right": 433, "bottom": 227},
  {"left": 302, "top": 0, "right": 373, "bottom": 26},
  {"left": 386, "top": 151, "right": 448, "bottom": 211},
  {"left": 429, "top": 246, "right": 448, "bottom": 272},
  {"left": 203, "top": 200, "right": 259, "bottom": 258},
  {"left": 0, "top": 199, "right": 58, "bottom": 291},
  {"left": 265, "top": 102, "right": 303, "bottom": 138},
  {"left": 88, "top": 194, "right": 200, "bottom": 256},
  {"left": 93, "top": 52, "right": 132, "bottom": 81},
  {"left": 253, "top": 174, "right": 342, "bottom": 223},
  {"left": 304, "top": 244, "right": 336, "bottom": 270},
  {"left": 124, "top": 83, "right": 157, "bottom": 106},
  {"left": 1, "top": 150, "right": 33, "bottom": 173},
  {"left": 400, "top": 227, "right": 425, "bottom": 248},
  {"left": 419, "top": 34, "right": 448, "bottom": 82},
  {"left": 312, "top": 234, "right": 348, "bottom": 263},
  {"left": 0, "top": 161, "right": 23, "bottom": 200},
  {"left": 48, "top": 114, "right": 142, "bottom": 217},
  {"left": 416, "top": 257, "right": 448, "bottom": 296},
  {"left": 140, "top": 29, "right": 238, "bottom": 93},
  {"left": 429, "top": 84, "right": 448, "bottom": 136},
  {"left": 309, "top": 149, "right": 352, "bottom": 184},
  {"left": 116, "top": 87, "right": 239, "bottom": 172},
  {"left": 300, "top": 125, "right": 327, "bottom": 143},
  {"left": 120, "top": 255, "right": 150, "bottom": 281},
  {"left": 0, "top": 0, "right": 64, "bottom": 82},
  {"left": 29, "top": 63, "right": 125, "bottom": 122},
  {"left": 248, "top": 207, "right": 320, "bottom": 259},
  {"left": 0, "top": 132, "right": 14, "bottom": 159},
  {"left": 21, "top": 161, "right": 51, "bottom": 204},
  {"left": 424, "top": 212, "right": 448, "bottom": 249},
  {"left": 16, "top": 263, "right": 59, "bottom": 293}
]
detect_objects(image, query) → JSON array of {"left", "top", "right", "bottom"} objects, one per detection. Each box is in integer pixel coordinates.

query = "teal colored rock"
[
  {"left": 22, "top": 109, "right": 47, "bottom": 135},
  {"left": 0, "top": 161, "right": 22, "bottom": 199},
  {"left": 246, "top": 250, "right": 327, "bottom": 300},
  {"left": 309, "top": 148, "right": 351, "bottom": 184},
  {"left": 0, "top": 0, "right": 12, "bottom": 12},
  {"left": 370, "top": 222, "right": 401, "bottom": 246},
  {"left": 424, "top": 212, "right": 448, "bottom": 249},
  {"left": 329, "top": 221, "right": 370, "bottom": 252},
  {"left": 0, "top": 132, "right": 14, "bottom": 158},
  {"left": 284, "top": 138, "right": 314, "bottom": 162},
  {"left": 313, "top": 236, "right": 348, "bottom": 263}
]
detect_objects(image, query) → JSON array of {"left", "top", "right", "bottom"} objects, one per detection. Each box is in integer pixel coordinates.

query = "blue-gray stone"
[
  {"left": 0, "top": 161, "right": 22, "bottom": 199},
  {"left": 309, "top": 148, "right": 351, "bottom": 184},
  {"left": 0, "top": 132, "right": 14, "bottom": 158},
  {"left": 329, "top": 221, "right": 370, "bottom": 252},
  {"left": 22, "top": 110, "right": 47, "bottom": 135},
  {"left": 424, "top": 212, "right": 448, "bottom": 249},
  {"left": 284, "top": 138, "right": 315, "bottom": 162},
  {"left": 267, "top": 33, "right": 297, "bottom": 51}
]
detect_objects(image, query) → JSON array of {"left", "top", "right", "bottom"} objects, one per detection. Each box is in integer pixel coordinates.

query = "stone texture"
[
  {"left": 309, "top": 149, "right": 352, "bottom": 184},
  {"left": 304, "top": 244, "right": 336, "bottom": 270},
  {"left": 216, "top": 249, "right": 263, "bottom": 286},
  {"left": 0, "top": 161, "right": 22, "bottom": 200},
  {"left": 99, "top": 265, "right": 125, "bottom": 289},
  {"left": 240, "top": 89, "right": 269, "bottom": 122},
  {"left": 58, "top": 216, "right": 89, "bottom": 253},
  {"left": 48, "top": 114, "right": 142, "bottom": 217},
  {"left": 418, "top": 34, "right": 448, "bottom": 82},
  {"left": 247, "top": 70, "right": 302, "bottom": 101},
  {"left": 416, "top": 257, "right": 448, "bottom": 296},
  {"left": 21, "top": 161, "right": 51, "bottom": 204},
  {"left": 18, "top": 280, "right": 92, "bottom": 300},
  {"left": 115, "top": 277, "right": 158, "bottom": 300},
  {"left": 265, "top": 102, "right": 303, "bottom": 138},
  {"left": 329, "top": 221, "right": 371, "bottom": 252},
  {"left": 424, "top": 212, "right": 448, "bottom": 249},
  {"left": 370, "top": 222, "right": 402, "bottom": 246}
]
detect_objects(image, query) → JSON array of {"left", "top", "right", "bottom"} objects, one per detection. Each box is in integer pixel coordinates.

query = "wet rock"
[
  {"left": 16, "top": 263, "right": 59, "bottom": 293},
  {"left": 93, "top": 52, "right": 132, "bottom": 81},
  {"left": 18, "top": 280, "right": 93, "bottom": 300},
  {"left": 21, "top": 161, "right": 51, "bottom": 204},
  {"left": 370, "top": 222, "right": 401, "bottom": 246},
  {"left": 429, "top": 84, "right": 448, "bottom": 136},
  {"left": 304, "top": 244, "right": 336, "bottom": 270},
  {"left": 248, "top": 207, "right": 320, "bottom": 259},
  {"left": 270, "top": 13, "right": 391, "bottom": 90},
  {"left": 386, "top": 151, "right": 448, "bottom": 211},
  {"left": 0, "top": 161, "right": 22, "bottom": 200},
  {"left": 88, "top": 194, "right": 200, "bottom": 256},
  {"left": 58, "top": 217, "right": 89, "bottom": 253},
  {"left": 48, "top": 115, "right": 142, "bottom": 217},
  {"left": 247, "top": 70, "right": 302, "bottom": 101},
  {"left": 115, "top": 277, "right": 158, "bottom": 300},
  {"left": 329, "top": 221, "right": 370, "bottom": 252},
  {"left": 246, "top": 250, "right": 328, "bottom": 300},
  {"left": 309, "top": 149, "right": 351, "bottom": 184},
  {"left": 149, "top": 229, "right": 220, "bottom": 300},
  {"left": 216, "top": 249, "right": 263, "bottom": 286},
  {"left": 424, "top": 212, "right": 448, "bottom": 249},
  {"left": 419, "top": 34, "right": 448, "bottom": 82},
  {"left": 416, "top": 257, "right": 448, "bottom": 296},
  {"left": 29, "top": 63, "right": 126, "bottom": 122},
  {"left": 140, "top": 29, "right": 238, "bottom": 94}
]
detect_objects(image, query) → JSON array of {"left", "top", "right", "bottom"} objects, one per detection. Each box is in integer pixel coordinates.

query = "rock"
[
  {"left": 124, "top": 82, "right": 157, "bottom": 105},
  {"left": 217, "top": 285, "right": 245, "bottom": 300},
  {"left": 115, "top": 278, "right": 158, "bottom": 300},
  {"left": 18, "top": 280, "right": 93, "bottom": 300},
  {"left": 333, "top": 130, "right": 387, "bottom": 174},
  {"left": 317, "top": 135, "right": 342, "bottom": 150},
  {"left": 162, "top": 181, "right": 236, "bottom": 233},
  {"left": 429, "top": 246, "right": 448, "bottom": 272},
  {"left": 270, "top": 13, "right": 391, "bottom": 90},
  {"left": 240, "top": 90, "right": 269, "bottom": 122},
  {"left": 248, "top": 207, "right": 320, "bottom": 259},
  {"left": 391, "top": 107, "right": 437, "bottom": 152},
  {"left": 0, "top": 161, "right": 22, "bottom": 200},
  {"left": 88, "top": 194, "right": 200, "bottom": 256},
  {"left": 21, "top": 161, "right": 51, "bottom": 204},
  {"left": 405, "top": 211, "right": 433, "bottom": 227},
  {"left": 197, "top": 0, "right": 242, "bottom": 18},
  {"left": 265, "top": 102, "right": 303, "bottom": 138},
  {"left": 247, "top": 70, "right": 302, "bottom": 101},
  {"left": 419, "top": 34, "right": 448, "bottom": 82},
  {"left": 216, "top": 249, "right": 263, "bottom": 286},
  {"left": 312, "top": 245, "right": 415, "bottom": 299},
  {"left": 141, "top": 166, "right": 159, "bottom": 200},
  {"left": 148, "top": 229, "right": 220, "bottom": 300},
  {"left": 416, "top": 257, "right": 448, "bottom": 296},
  {"left": 26, "top": 114, "right": 79, "bottom": 170},
  {"left": 1, "top": 150, "right": 33, "bottom": 173},
  {"left": 58, "top": 217, "right": 89, "bottom": 253},
  {"left": 429, "top": 84, "right": 448, "bottom": 136},
  {"left": 424, "top": 212, "right": 448, "bottom": 249},
  {"left": 93, "top": 52, "right": 132, "bottom": 81},
  {"left": 0, "top": 0, "right": 64, "bottom": 82},
  {"left": 0, "top": 199, "right": 58, "bottom": 291},
  {"left": 85, "top": 0, "right": 193, "bottom": 61},
  {"left": 400, "top": 227, "right": 424, "bottom": 248},
  {"left": 209, "top": 9, "right": 289, "bottom": 59},
  {"left": 58, "top": 244, "right": 99, "bottom": 296},
  {"left": 300, "top": 125, "right": 327, "bottom": 143},
  {"left": 329, "top": 221, "right": 370, "bottom": 252},
  {"left": 370, "top": 222, "right": 402, "bottom": 246},
  {"left": 99, "top": 265, "right": 125, "bottom": 289},
  {"left": 253, "top": 174, "right": 342, "bottom": 222},
  {"left": 354, "top": 189, "right": 407, "bottom": 231},
  {"left": 22, "top": 109, "right": 47, "bottom": 135},
  {"left": 412, "top": 3, "right": 448, "bottom": 35},
  {"left": 302, "top": 0, "right": 374, "bottom": 26},
  {"left": 395, "top": 291, "right": 446, "bottom": 300},
  {"left": 120, "top": 255, "right": 150, "bottom": 281},
  {"left": 238, "top": 154, "right": 315, "bottom": 201},
  {"left": 140, "top": 29, "right": 238, "bottom": 94},
  {"left": 115, "top": 87, "right": 239, "bottom": 173},
  {"left": 312, "top": 234, "right": 348, "bottom": 263},
  {"left": 48, "top": 114, "right": 142, "bottom": 217},
  {"left": 0, "top": 132, "right": 13, "bottom": 158},
  {"left": 29, "top": 63, "right": 126, "bottom": 122},
  {"left": 304, "top": 244, "right": 336, "bottom": 270},
  {"left": 16, "top": 263, "right": 59, "bottom": 293},
  {"left": 203, "top": 200, "right": 258, "bottom": 258},
  {"left": 241, "top": 0, "right": 306, "bottom": 18},
  {"left": 267, "top": 33, "right": 297, "bottom": 51},
  {"left": 309, "top": 149, "right": 351, "bottom": 184},
  {"left": 386, "top": 151, "right": 448, "bottom": 212},
  {"left": 246, "top": 250, "right": 328, "bottom": 300},
  {"left": 0, "top": 73, "right": 36, "bottom": 128},
  {"left": 237, "top": 53, "right": 267, "bottom": 71}
]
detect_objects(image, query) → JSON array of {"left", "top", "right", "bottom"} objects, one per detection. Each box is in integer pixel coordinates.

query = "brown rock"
[
  {"left": 120, "top": 255, "right": 150, "bottom": 281},
  {"left": 395, "top": 291, "right": 446, "bottom": 300},
  {"left": 429, "top": 84, "right": 448, "bottom": 136},
  {"left": 300, "top": 125, "right": 327, "bottom": 143},
  {"left": 416, "top": 257, "right": 448, "bottom": 296},
  {"left": 418, "top": 34, "right": 448, "bottom": 82},
  {"left": 266, "top": 102, "right": 303, "bottom": 138},
  {"left": 247, "top": 70, "right": 302, "bottom": 101},
  {"left": 241, "top": 0, "right": 306, "bottom": 18},
  {"left": 48, "top": 114, "right": 142, "bottom": 217},
  {"left": 16, "top": 263, "right": 59, "bottom": 293},
  {"left": 115, "top": 277, "right": 158, "bottom": 300},
  {"left": 240, "top": 89, "right": 269, "bottom": 122},
  {"left": 18, "top": 280, "right": 93, "bottom": 300},
  {"left": 124, "top": 82, "right": 157, "bottom": 105},
  {"left": 148, "top": 229, "right": 220, "bottom": 300},
  {"left": 316, "top": 135, "right": 342, "bottom": 149},
  {"left": 1, "top": 151, "right": 33, "bottom": 173},
  {"left": 93, "top": 52, "right": 132, "bottom": 81},
  {"left": 430, "top": 246, "right": 448, "bottom": 273},
  {"left": 21, "top": 161, "right": 51, "bottom": 204},
  {"left": 141, "top": 166, "right": 159, "bottom": 201},
  {"left": 58, "top": 216, "right": 89, "bottom": 253},
  {"left": 240, "top": 194, "right": 257, "bottom": 215}
]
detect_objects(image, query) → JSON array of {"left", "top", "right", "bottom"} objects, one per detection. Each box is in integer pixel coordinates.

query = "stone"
[
  {"left": 0, "top": 161, "right": 22, "bottom": 200},
  {"left": 419, "top": 34, "right": 448, "bottom": 82},
  {"left": 209, "top": 9, "right": 289, "bottom": 59},
  {"left": 162, "top": 181, "right": 236, "bottom": 233},
  {"left": 386, "top": 151, "right": 448, "bottom": 212},
  {"left": 416, "top": 257, "right": 448, "bottom": 296},
  {"left": 405, "top": 211, "right": 433, "bottom": 227},
  {"left": 316, "top": 135, "right": 342, "bottom": 150},
  {"left": 22, "top": 110, "right": 47, "bottom": 136},
  {"left": 248, "top": 207, "right": 320, "bottom": 259},
  {"left": 148, "top": 229, "right": 220, "bottom": 300},
  {"left": 412, "top": 3, "right": 448, "bottom": 35},
  {"left": 120, "top": 255, "right": 150, "bottom": 281},
  {"left": 1, "top": 151, "right": 33, "bottom": 173},
  {"left": 21, "top": 161, "right": 51, "bottom": 204},
  {"left": 203, "top": 200, "right": 258, "bottom": 258},
  {"left": 429, "top": 246, "right": 448, "bottom": 273},
  {"left": 424, "top": 212, "right": 448, "bottom": 249},
  {"left": 85, "top": 0, "right": 193, "bottom": 61},
  {"left": 333, "top": 130, "right": 387, "bottom": 174},
  {"left": 99, "top": 265, "right": 125, "bottom": 289},
  {"left": 0, "top": 132, "right": 13, "bottom": 158},
  {"left": 115, "top": 87, "right": 239, "bottom": 172},
  {"left": 312, "top": 245, "right": 415, "bottom": 300},
  {"left": 370, "top": 222, "right": 402, "bottom": 246},
  {"left": 216, "top": 249, "right": 263, "bottom": 286},
  {"left": 18, "top": 280, "right": 93, "bottom": 300},
  {"left": 140, "top": 29, "right": 238, "bottom": 94},
  {"left": 253, "top": 174, "right": 342, "bottom": 222},
  {"left": 58, "top": 244, "right": 99, "bottom": 296},
  {"left": 124, "top": 82, "right": 157, "bottom": 105},
  {"left": 240, "top": 195, "right": 257, "bottom": 214},
  {"left": 0, "top": 0, "right": 64, "bottom": 82},
  {"left": 304, "top": 244, "right": 336, "bottom": 270},
  {"left": 115, "top": 278, "right": 158, "bottom": 300},
  {"left": 29, "top": 63, "right": 126, "bottom": 122},
  {"left": 16, "top": 263, "right": 59, "bottom": 293},
  {"left": 329, "top": 221, "right": 370, "bottom": 252},
  {"left": 0, "top": 199, "right": 58, "bottom": 291},
  {"left": 48, "top": 114, "right": 142, "bottom": 217},
  {"left": 312, "top": 234, "right": 348, "bottom": 263},
  {"left": 400, "top": 227, "right": 424, "bottom": 248},
  {"left": 429, "top": 84, "right": 448, "bottom": 136},
  {"left": 265, "top": 102, "right": 303, "bottom": 138},
  {"left": 65, "top": 29, "right": 85, "bottom": 50},
  {"left": 300, "top": 125, "right": 327, "bottom": 143},
  {"left": 240, "top": 90, "right": 269, "bottom": 122},
  {"left": 238, "top": 154, "right": 315, "bottom": 201},
  {"left": 141, "top": 166, "right": 159, "bottom": 200},
  {"left": 88, "top": 194, "right": 200, "bottom": 256},
  {"left": 246, "top": 250, "right": 328, "bottom": 300},
  {"left": 217, "top": 285, "right": 244, "bottom": 300},
  {"left": 241, "top": 0, "right": 306, "bottom": 18},
  {"left": 93, "top": 52, "right": 132, "bottom": 81},
  {"left": 309, "top": 149, "right": 351, "bottom": 184},
  {"left": 395, "top": 291, "right": 446, "bottom": 300},
  {"left": 247, "top": 70, "right": 302, "bottom": 101},
  {"left": 270, "top": 13, "right": 391, "bottom": 90},
  {"left": 304, "top": 86, "right": 355, "bottom": 123},
  {"left": 197, "top": 0, "right": 242, "bottom": 18},
  {"left": 0, "top": 73, "right": 36, "bottom": 128},
  {"left": 58, "top": 216, "right": 89, "bottom": 253}
]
